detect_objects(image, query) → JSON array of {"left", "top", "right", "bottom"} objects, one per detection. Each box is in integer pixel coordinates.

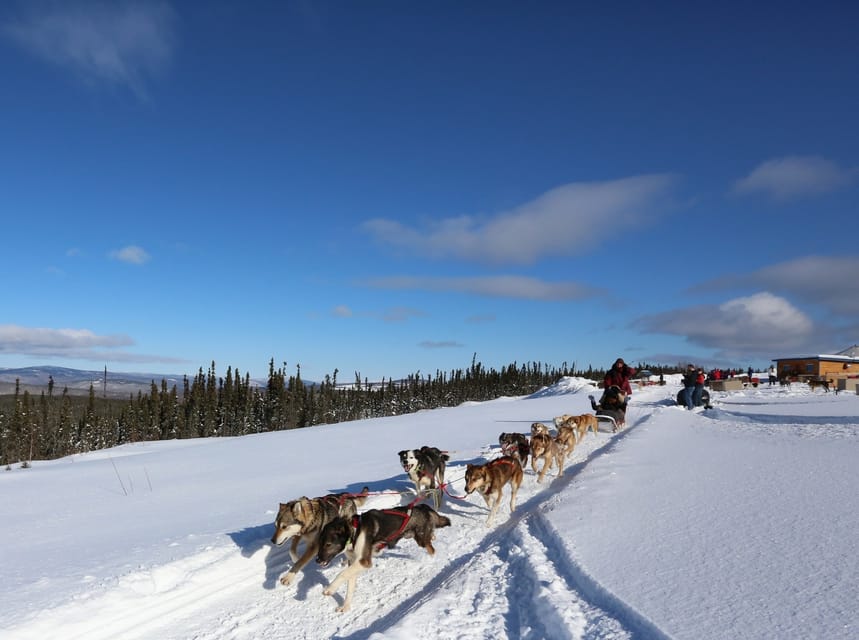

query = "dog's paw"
[
  {"left": 336, "top": 604, "right": 351, "bottom": 613},
  {"left": 280, "top": 573, "right": 295, "bottom": 587}
]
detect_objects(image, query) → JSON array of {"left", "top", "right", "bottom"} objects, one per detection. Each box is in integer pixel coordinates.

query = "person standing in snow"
[
  {"left": 682, "top": 364, "right": 697, "bottom": 410},
  {"left": 693, "top": 368, "right": 706, "bottom": 407}
]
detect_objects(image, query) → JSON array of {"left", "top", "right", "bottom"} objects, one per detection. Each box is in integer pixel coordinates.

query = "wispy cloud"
[
  {"left": 109, "top": 245, "right": 150, "bottom": 264},
  {"left": 0, "top": 323, "right": 186, "bottom": 364},
  {"left": 2, "top": 0, "right": 176, "bottom": 97},
  {"left": 465, "top": 314, "right": 496, "bottom": 324},
  {"left": 419, "top": 340, "right": 463, "bottom": 349},
  {"left": 633, "top": 292, "right": 816, "bottom": 358},
  {"left": 331, "top": 304, "right": 427, "bottom": 323},
  {"left": 362, "top": 174, "right": 676, "bottom": 265},
  {"left": 733, "top": 156, "right": 859, "bottom": 200},
  {"left": 383, "top": 307, "right": 427, "bottom": 323},
  {"left": 362, "top": 275, "right": 601, "bottom": 301}
]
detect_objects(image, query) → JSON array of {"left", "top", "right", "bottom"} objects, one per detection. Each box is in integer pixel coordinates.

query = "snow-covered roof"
[{"left": 772, "top": 344, "right": 859, "bottom": 362}]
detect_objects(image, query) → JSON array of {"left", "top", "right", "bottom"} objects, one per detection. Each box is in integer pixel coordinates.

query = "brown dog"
[
  {"left": 807, "top": 378, "right": 832, "bottom": 392},
  {"left": 529, "top": 432, "right": 564, "bottom": 483},
  {"left": 553, "top": 414, "right": 575, "bottom": 429},
  {"left": 555, "top": 423, "right": 576, "bottom": 457},
  {"left": 271, "top": 487, "right": 369, "bottom": 587},
  {"left": 573, "top": 413, "right": 600, "bottom": 440},
  {"left": 530, "top": 421, "right": 551, "bottom": 437},
  {"left": 464, "top": 456, "right": 524, "bottom": 525}
]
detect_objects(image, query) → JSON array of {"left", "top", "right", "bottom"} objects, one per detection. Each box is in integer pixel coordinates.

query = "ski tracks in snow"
[{"left": 6, "top": 413, "right": 671, "bottom": 640}]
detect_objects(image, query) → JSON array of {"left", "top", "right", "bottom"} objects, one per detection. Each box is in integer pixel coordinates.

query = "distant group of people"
[
  {"left": 682, "top": 365, "right": 707, "bottom": 410},
  {"left": 709, "top": 366, "right": 756, "bottom": 381},
  {"left": 595, "top": 358, "right": 777, "bottom": 414}
]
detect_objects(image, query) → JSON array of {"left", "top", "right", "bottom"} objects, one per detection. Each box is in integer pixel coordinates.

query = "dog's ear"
[{"left": 397, "top": 450, "right": 406, "bottom": 457}]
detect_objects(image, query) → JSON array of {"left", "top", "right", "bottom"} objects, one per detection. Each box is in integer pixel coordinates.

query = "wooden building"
[{"left": 773, "top": 344, "right": 859, "bottom": 380}]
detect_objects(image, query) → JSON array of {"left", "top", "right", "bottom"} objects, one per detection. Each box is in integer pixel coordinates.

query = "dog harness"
[
  {"left": 500, "top": 442, "right": 519, "bottom": 457},
  {"left": 351, "top": 509, "right": 413, "bottom": 551},
  {"left": 377, "top": 508, "right": 412, "bottom": 550}
]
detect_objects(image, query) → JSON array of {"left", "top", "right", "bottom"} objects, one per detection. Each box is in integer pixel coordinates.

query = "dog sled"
[
  {"left": 589, "top": 387, "right": 627, "bottom": 432},
  {"left": 595, "top": 411, "right": 624, "bottom": 432}
]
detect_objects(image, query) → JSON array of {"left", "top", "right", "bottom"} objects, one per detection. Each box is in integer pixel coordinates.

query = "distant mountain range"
[{"left": 0, "top": 366, "right": 264, "bottom": 398}]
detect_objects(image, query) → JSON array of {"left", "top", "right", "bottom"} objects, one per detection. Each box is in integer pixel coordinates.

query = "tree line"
[{"left": 1, "top": 357, "right": 673, "bottom": 467}]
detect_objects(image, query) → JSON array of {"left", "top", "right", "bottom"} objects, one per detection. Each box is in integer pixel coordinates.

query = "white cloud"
[
  {"left": 750, "top": 256, "right": 859, "bottom": 316},
  {"left": 110, "top": 245, "right": 150, "bottom": 264},
  {"left": 733, "top": 156, "right": 859, "bottom": 200},
  {"left": 634, "top": 292, "right": 815, "bottom": 357},
  {"left": 0, "top": 324, "right": 187, "bottom": 364},
  {"left": 695, "top": 255, "right": 859, "bottom": 317},
  {"left": 363, "top": 275, "right": 600, "bottom": 301},
  {"left": 2, "top": 0, "right": 176, "bottom": 96},
  {"left": 362, "top": 174, "right": 676, "bottom": 265},
  {"left": 0, "top": 324, "right": 133, "bottom": 352}
]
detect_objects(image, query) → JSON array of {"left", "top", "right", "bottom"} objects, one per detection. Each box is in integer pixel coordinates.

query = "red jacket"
[{"left": 604, "top": 365, "right": 635, "bottom": 395}]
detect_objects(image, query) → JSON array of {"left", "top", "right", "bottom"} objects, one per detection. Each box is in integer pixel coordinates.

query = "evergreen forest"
[{"left": 1, "top": 358, "right": 671, "bottom": 467}]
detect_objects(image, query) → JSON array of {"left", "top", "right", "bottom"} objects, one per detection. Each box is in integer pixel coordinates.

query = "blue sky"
[{"left": 1, "top": 0, "right": 858, "bottom": 382}]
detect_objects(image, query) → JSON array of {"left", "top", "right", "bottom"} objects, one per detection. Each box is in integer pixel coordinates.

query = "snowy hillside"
[{"left": 2, "top": 377, "right": 858, "bottom": 639}]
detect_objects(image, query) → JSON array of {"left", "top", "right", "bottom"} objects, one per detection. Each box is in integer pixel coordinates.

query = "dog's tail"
[{"left": 353, "top": 486, "right": 370, "bottom": 506}]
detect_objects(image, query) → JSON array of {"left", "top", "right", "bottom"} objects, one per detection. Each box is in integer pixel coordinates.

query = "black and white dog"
[
  {"left": 316, "top": 505, "right": 451, "bottom": 612},
  {"left": 397, "top": 446, "right": 449, "bottom": 510},
  {"left": 498, "top": 432, "right": 530, "bottom": 466}
]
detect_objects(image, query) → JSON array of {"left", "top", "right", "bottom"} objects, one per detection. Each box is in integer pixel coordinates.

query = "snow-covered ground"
[{"left": 2, "top": 376, "right": 857, "bottom": 639}]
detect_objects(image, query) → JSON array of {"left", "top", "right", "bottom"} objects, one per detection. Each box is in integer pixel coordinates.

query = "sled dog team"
[{"left": 270, "top": 412, "right": 604, "bottom": 612}]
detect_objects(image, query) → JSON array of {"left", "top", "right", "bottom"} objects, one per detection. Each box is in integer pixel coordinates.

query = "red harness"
[
  {"left": 500, "top": 442, "right": 519, "bottom": 456},
  {"left": 351, "top": 509, "right": 413, "bottom": 551}
]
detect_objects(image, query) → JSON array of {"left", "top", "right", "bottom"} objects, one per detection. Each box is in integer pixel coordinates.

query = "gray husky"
[{"left": 270, "top": 487, "right": 369, "bottom": 586}]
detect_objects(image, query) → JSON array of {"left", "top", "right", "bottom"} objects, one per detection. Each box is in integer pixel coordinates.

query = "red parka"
[{"left": 604, "top": 361, "right": 635, "bottom": 395}]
